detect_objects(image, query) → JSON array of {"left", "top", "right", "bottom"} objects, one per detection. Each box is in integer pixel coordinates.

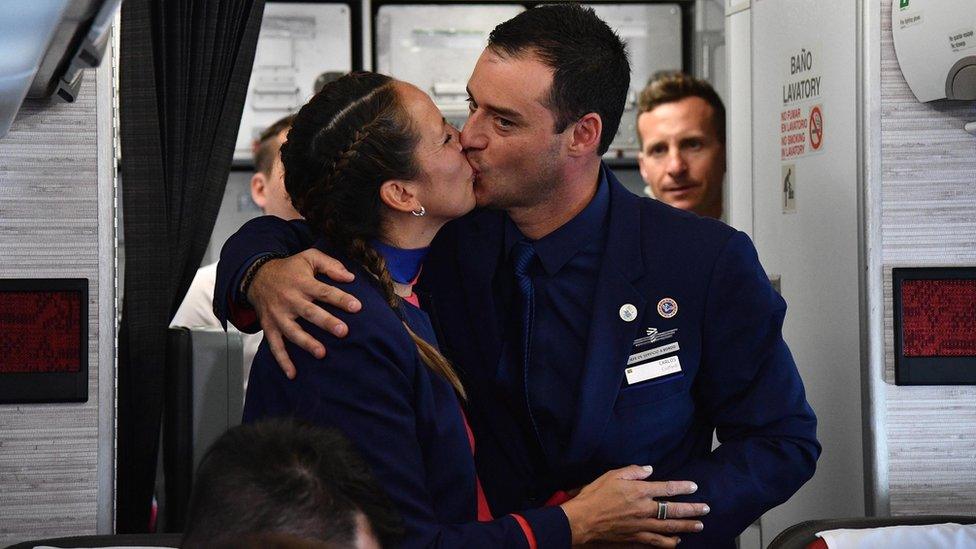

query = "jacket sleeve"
[
  {"left": 665, "top": 231, "right": 821, "bottom": 546},
  {"left": 213, "top": 215, "right": 315, "bottom": 332},
  {"left": 244, "top": 302, "right": 570, "bottom": 549}
]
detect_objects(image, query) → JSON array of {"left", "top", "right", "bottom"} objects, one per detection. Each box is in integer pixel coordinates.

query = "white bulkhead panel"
[
  {"left": 235, "top": 3, "right": 353, "bottom": 162},
  {"left": 748, "top": 0, "right": 865, "bottom": 541}
]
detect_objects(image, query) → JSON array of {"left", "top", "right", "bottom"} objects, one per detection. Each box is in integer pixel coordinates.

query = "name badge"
[
  {"left": 627, "top": 342, "right": 680, "bottom": 365},
  {"left": 625, "top": 356, "right": 682, "bottom": 385}
]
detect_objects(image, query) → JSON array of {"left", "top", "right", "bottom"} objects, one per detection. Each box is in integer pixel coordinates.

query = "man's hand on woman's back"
[{"left": 246, "top": 249, "right": 361, "bottom": 378}]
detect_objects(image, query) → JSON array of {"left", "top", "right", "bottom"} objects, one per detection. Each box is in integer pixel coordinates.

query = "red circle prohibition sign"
[{"left": 809, "top": 106, "right": 824, "bottom": 151}]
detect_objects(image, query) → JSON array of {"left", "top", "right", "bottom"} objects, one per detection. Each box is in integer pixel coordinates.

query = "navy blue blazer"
[
  {"left": 217, "top": 167, "right": 820, "bottom": 548},
  {"left": 241, "top": 244, "right": 569, "bottom": 548}
]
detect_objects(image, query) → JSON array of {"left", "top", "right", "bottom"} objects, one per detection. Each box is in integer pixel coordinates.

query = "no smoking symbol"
[{"left": 809, "top": 106, "right": 824, "bottom": 151}]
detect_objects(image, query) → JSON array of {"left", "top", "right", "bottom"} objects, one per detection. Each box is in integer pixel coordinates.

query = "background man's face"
[
  {"left": 637, "top": 96, "right": 725, "bottom": 218},
  {"left": 460, "top": 49, "right": 564, "bottom": 210}
]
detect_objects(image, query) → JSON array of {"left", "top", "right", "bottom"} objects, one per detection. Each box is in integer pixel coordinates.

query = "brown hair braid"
[{"left": 350, "top": 240, "right": 466, "bottom": 400}]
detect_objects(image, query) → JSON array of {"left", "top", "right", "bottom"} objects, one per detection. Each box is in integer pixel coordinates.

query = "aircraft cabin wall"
[
  {"left": 874, "top": 0, "right": 976, "bottom": 517},
  {"left": 0, "top": 58, "right": 116, "bottom": 543},
  {"left": 726, "top": 0, "right": 976, "bottom": 543}
]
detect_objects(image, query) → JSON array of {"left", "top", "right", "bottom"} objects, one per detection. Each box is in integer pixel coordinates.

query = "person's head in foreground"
[
  {"left": 181, "top": 419, "right": 402, "bottom": 548},
  {"left": 636, "top": 71, "right": 726, "bottom": 219},
  {"left": 462, "top": 3, "right": 630, "bottom": 212}
]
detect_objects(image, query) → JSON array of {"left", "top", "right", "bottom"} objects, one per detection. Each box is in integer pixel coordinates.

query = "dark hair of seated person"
[
  {"left": 210, "top": 532, "right": 341, "bottom": 549},
  {"left": 181, "top": 418, "right": 403, "bottom": 548}
]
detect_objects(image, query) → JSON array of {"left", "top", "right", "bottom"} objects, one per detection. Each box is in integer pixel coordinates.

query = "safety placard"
[
  {"left": 782, "top": 163, "right": 796, "bottom": 213},
  {"left": 780, "top": 46, "right": 825, "bottom": 161}
]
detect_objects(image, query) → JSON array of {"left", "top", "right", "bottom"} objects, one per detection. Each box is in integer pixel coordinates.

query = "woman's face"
[{"left": 396, "top": 82, "right": 476, "bottom": 221}]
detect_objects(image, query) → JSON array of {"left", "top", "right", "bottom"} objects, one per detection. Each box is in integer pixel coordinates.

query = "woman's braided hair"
[{"left": 280, "top": 71, "right": 465, "bottom": 399}]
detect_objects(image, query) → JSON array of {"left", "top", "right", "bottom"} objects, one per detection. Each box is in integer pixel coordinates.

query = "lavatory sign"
[{"left": 780, "top": 46, "right": 825, "bottom": 160}]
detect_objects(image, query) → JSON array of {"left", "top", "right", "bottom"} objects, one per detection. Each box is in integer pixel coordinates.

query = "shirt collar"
[
  {"left": 504, "top": 165, "right": 611, "bottom": 275},
  {"left": 370, "top": 239, "right": 429, "bottom": 285}
]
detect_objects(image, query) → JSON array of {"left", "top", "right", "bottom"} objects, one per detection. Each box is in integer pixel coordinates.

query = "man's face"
[
  {"left": 460, "top": 49, "right": 566, "bottom": 210},
  {"left": 637, "top": 96, "right": 726, "bottom": 218},
  {"left": 252, "top": 129, "right": 302, "bottom": 220}
]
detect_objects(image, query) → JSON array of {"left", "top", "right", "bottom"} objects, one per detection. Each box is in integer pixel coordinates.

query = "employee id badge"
[{"left": 625, "top": 333, "right": 683, "bottom": 386}]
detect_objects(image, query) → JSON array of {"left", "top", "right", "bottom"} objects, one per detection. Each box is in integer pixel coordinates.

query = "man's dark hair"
[
  {"left": 637, "top": 71, "right": 726, "bottom": 145},
  {"left": 182, "top": 419, "right": 403, "bottom": 548},
  {"left": 488, "top": 4, "right": 630, "bottom": 155},
  {"left": 254, "top": 114, "right": 296, "bottom": 175}
]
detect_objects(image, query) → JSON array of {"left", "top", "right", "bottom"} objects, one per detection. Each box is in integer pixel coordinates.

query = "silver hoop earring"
[{"left": 412, "top": 206, "right": 426, "bottom": 217}]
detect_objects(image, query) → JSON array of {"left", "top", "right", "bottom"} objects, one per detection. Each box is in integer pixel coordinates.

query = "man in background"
[
  {"left": 182, "top": 419, "right": 402, "bottom": 548},
  {"left": 636, "top": 72, "right": 726, "bottom": 219},
  {"left": 170, "top": 114, "right": 301, "bottom": 375}
]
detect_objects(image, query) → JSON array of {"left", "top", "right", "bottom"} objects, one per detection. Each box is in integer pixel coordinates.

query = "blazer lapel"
[
  {"left": 565, "top": 171, "right": 648, "bottom": 465},
  {"left": 455, "top": 213, "right": 506, "bottom": 383}
]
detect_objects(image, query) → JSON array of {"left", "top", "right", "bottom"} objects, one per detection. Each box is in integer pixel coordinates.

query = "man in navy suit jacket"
[{"left": 216, "top": 5, "right": 820, "bottom": 547}]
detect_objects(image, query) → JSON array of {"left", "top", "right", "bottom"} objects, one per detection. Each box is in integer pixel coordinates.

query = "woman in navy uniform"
[{"left": 242, "top": 72, "right": 708, "bottom": 548}]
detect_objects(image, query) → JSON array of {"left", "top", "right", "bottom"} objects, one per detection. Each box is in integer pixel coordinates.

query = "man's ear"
[
  {"left": 567, "top": 112, "right": 603, "bottom": 157},
  {"left": 250, "top": 172, "right": 269, "bottom": 210},
  {"left": 378, "top": 179, "right": 421, "bottom": 214}
]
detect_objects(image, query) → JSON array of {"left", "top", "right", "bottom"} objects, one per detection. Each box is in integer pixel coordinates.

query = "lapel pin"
[
  {"left": 619, "top": 303, "right": 638, "bottom": 322},
  {"left": 657, "top": 298, "right": 678, "bottom": 318}
]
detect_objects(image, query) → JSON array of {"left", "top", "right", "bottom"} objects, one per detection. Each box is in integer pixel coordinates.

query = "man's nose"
[
  {"left": 666, "top": 150, "right": 687, "bottom": 176},
  {"left": 459, "top": 112, "right": 486, "bottom": 151}
]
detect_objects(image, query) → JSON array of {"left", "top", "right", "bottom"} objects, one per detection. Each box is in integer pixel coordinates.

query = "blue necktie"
[
  {"left": 511, "top": 239, "right": 547, "bottom": 457},
  {"left": 511, "top": 240, "right": 537, "bottom": 366}
]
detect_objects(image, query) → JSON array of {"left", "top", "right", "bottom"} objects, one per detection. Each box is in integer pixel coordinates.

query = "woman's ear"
[{"left": 379, "top": 179, "right": 422, "bottom": 214}]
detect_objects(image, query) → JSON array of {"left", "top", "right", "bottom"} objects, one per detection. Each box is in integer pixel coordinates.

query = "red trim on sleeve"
[
  {"left": 228, "top": 297, "right": 257, "bottom": 328},
  {"left": 511, "top": 514, "right": 538, "bottom": 549}
]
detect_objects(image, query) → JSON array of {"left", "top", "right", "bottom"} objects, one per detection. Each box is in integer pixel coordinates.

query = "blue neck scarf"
[{"left": 370, "top": 239, "right": 429, "bottom": 284}]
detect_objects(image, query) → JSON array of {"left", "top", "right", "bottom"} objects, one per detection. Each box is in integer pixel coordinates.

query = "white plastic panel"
[
  {"left": 725, "top": 8, "right": 752, "bottom": 236},
  {"left": 235, "top": 3, "right": 353, "bottom": 162},
  {"left": 375, "top": 4, "right": 524, "bottom": 129},
  {"left": 694, "top": 0, "right": 727, "bottom": 97},
  {"left": 0, "top": 0, "right": 71, "bottom": 138},
  {"left": 587, "top": 3, "right": 682, "bottom": 156},
  {"left": 750, "top": 0, "right": 864, "bottom": 542},
  {"left": 890, "top": 0, "right": 976, "bottom": 101}
]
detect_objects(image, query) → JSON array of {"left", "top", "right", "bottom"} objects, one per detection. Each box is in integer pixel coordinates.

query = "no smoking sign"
[{"left": 809, "top": 105, "right": 824, "bottom": 151}]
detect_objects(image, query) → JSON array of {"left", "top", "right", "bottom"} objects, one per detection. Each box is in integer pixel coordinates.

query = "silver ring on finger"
[{"left": 657, "top": 500, "right": 668, "bottom": 520}]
